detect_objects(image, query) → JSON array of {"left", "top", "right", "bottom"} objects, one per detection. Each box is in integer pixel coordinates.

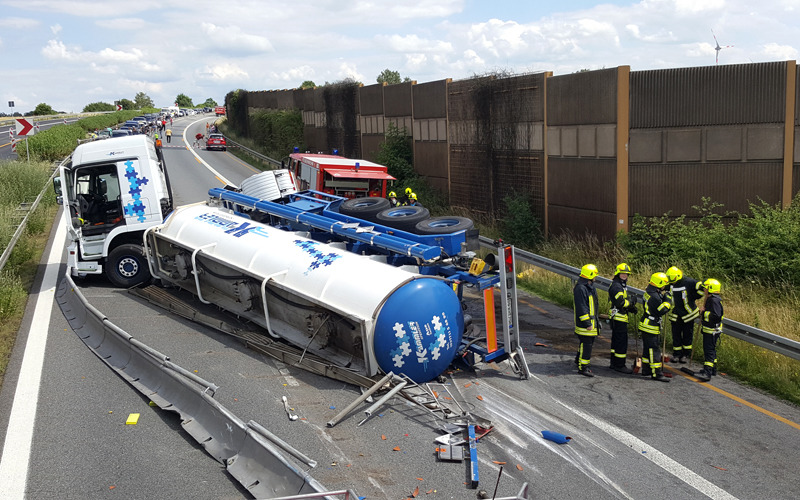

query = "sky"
[{"left": 1, "top": 0, "right": 800, "bottom": 113}]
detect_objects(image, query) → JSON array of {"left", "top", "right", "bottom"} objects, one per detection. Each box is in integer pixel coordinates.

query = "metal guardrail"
[
  {"left": 479, "top": 236, "right": 800, "bottom": 361},
  {"left": 56, "top": 273, "right": 344, "bottom": 499},
  {"left": 226, "top": 138, "right": 283, "bottom": 167},
  {"left": 0, "top": 159, "right": 63, "bottom": 274}
]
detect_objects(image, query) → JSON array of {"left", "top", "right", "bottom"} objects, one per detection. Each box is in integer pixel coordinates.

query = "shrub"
[{"left": 501, "top": 192, "right": 543, "bottom": 248}]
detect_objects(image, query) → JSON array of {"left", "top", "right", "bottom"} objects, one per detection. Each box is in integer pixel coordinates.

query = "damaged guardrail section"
[{"left": 55, "top": 273, "right": 338, "bottom": 499}]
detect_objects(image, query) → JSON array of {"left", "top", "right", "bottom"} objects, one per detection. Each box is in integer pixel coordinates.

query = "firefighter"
[
  {"left": 639, "top": 272, "right": 672, "bottom": 382},
  {"left": 696, "top": 278, "right": 724, "bottom": 382},
  {"left": 407, "top": 192, "right": 421, "bottom": 207},
  {"left": 666, "top": 266, "right": 704, "bottom": 364},
  {"left": 401, "top": 187, "right": 413, "bottom": 205},
  {"left": 573, "top": 264, "right": 600, "bottom": 377},
  {"left": 388, "top": 191, "right": 400, "bottom": 207},
  {"left": 608, "top": 263, "right": 635, "bottom": 373}
]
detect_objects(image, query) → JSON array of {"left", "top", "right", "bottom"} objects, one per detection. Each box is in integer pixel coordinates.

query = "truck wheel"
[
  {"left": 414, "top": 216, "right": 474, "bottom": 234},
  {"left": 105, "top": 244, "right": 151, "bottom": 288},
  {"left": 375, "top": 206, "right": 430, "bottom": 232},
  {"left": 339, "top": 197, "right": 391, "bottom": 221}
]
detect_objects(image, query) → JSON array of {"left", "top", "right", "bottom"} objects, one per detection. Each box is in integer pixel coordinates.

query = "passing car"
[{"left": 205, "top": 133, "right": 227, "bottom": 151}]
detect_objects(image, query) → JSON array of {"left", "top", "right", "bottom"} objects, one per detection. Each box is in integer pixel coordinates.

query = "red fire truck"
[
  {"left": 287, "top": 153, "right": 395, "bottom": 199},
  {"left": 214, "top": 106, "right": 226, "bottom": 116}
]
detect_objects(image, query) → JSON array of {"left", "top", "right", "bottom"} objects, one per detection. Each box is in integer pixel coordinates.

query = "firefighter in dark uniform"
[
  {"left": 639, "top": 272, "right": 672, "bottom": 382},
  {"left": 696, "top": 278, "right": 724, "bottom": 382},
  {"left": 388, "top": 191, "right": 400, "bottom": 207},
  {"left": 608, "top": 263, "right": 635, "bottom": 374},
  {"left": 666, "top": 266, "right": 704, "bottom": 364},
  {"left": 401, "top": 187, "right": 413, "bottom": 205},
  {"left": 573, "top": 264, "right": 600, "bottom": 377}
]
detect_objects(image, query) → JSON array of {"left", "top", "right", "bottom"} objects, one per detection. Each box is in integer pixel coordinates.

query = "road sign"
[
  {"left": 8, "top": 101, "right": 14, "bottom": 107},
  {"left": 15, "top": 118, "right": 34, "bottom": 136},
  {"left": 117, "top": 104, "right": 122, "bottom": 111}
]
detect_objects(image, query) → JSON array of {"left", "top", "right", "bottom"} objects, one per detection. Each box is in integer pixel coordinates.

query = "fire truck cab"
[{"left": 287, "top": 152, "right": 395, "bottom": 199}]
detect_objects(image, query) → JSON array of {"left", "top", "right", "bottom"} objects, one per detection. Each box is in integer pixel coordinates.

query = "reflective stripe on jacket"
[
  {"left": 574, "top": 277, "right": 599, "bottom": 336},
  {"left": 639, "top": 284, "right": 672, "bottom": 334},
  {"left": 667, "top": 277, "right": 703, "bottom": 322},
  {"left": 608, "top": 277, "right": 630, "bottom": 324},
  {"left": 701, "top": 293, "right": 724, "bottom": 334}
]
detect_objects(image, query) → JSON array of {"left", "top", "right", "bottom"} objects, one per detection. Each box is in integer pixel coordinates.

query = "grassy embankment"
[{"left": 0, "top": 160, "right": 58, "bottom": 388}]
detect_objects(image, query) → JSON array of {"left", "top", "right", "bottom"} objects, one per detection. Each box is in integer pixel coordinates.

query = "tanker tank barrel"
[{"left": 209, "top": 188, "right": 443, "bottom": 261}]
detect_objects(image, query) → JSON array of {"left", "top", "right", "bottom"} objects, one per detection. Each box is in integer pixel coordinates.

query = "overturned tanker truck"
[{"left": 143, "top": 169, "right": 530, "bottom": 384}]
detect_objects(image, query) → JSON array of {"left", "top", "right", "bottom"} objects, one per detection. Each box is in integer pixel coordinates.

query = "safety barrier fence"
[
  {"left": 226, "top": 138, "right": 283, "bottom": 168},
  {"left": 55, "top": 272, "right": 350, "bottom": 499},
  {"left": 479, "top": 236, "right": 800, "bottom": 362}
]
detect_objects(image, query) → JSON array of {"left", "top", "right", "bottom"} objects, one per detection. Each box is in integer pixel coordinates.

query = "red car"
[{"left": 205, "top": 133, "right": 227, "bottom": 151}]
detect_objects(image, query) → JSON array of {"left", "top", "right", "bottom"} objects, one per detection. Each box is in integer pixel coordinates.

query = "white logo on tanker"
[
  {"left": 195, "top": 212, "right": 271, "bottom": 238},
  {"left": 389, "top": 312, "right": 453, "bottom": 370}
]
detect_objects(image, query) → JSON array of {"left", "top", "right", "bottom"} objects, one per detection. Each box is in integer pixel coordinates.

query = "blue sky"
[{"left": 1, "top": 0, "right": 799, "bottom": 113}]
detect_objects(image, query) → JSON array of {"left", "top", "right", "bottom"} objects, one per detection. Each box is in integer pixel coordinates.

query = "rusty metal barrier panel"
[{"left": 55, "top": 273, "right": 342, "bottom": 499}]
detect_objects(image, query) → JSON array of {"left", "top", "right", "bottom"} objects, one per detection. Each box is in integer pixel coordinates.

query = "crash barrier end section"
[{"left": 227, "top": 422, "right": 328, "bottom": 498}]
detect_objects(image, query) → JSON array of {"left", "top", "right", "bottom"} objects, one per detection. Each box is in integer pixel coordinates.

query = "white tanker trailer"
[{"left": 143, "top": 171, "right": 529, "bottom": 384}]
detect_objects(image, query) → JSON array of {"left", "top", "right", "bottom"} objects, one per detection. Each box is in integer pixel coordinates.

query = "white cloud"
[
  {"left": 271, "top": 65, "right": 315, "bottom": 82},
  {"left": 337, "top": 61, "right": 364, "bottom": 82},
  {"left": 761, "top": 42, "right": 798, "bottom": 60},
  {"left": 41, "top": 39, "right": 81, "bottom": 61},
  {"left": 376, "top": 34, "right": 453, "bottom": 53},
  {"left": 50, "top": 23, "right": 61, "bottom": 36},
  {"left": 201, "top": 23, "right": 273, "bottom": 54},
  {"left": 0, "top": 17, "right": 39, "bottom": 29},
  {"left": 1, "top": 0, "right": 163, "bottom": 17},
  {"left": 198, "top": 63, "right": 249, "bottom": 81}
]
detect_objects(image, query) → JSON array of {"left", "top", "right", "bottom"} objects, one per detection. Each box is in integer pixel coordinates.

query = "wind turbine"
[{"left": 712, "top": 29, "right": 733, "bottom": 64}]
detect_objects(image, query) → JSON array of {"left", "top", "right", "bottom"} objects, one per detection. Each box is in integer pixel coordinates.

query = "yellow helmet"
[
  {"left": 580, "top": 264, "right": 598, "bottom": 280},
  {"left": 650, "top": 272, "right": 669, "bottom": 288},
  {"left": 409, "top": 192, "right": 417, "bottom": 200},
  {"left": 405, "top": 187, "right": 413, "bottom": 195},
  {"left": 614, "top": 263, "right": 632, "bottom": 276},
  {"left": 666, "top": 266, "right": 683, "bottom": 283},
  {"left": 704, "top": 278, "right": 721, "bottom": 294},
  {"left": 388, "top": 191, "right": 397, "bottom": 198}
]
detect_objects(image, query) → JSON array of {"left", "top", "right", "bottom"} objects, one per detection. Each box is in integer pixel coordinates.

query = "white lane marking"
[
  {"left": 556, "top": 400, "right": 738, "bottom": 500},
  {"left": 0, "top": 218, "right": 66, "bottom": 498},
  {"left": 183, "top": 118, "right": 234, "bottom": 187}
]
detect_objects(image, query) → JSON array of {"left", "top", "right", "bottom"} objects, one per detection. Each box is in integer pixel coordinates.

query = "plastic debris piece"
[
  {"left": 427, "top": 489, "right": 434, "bottom": 494},
  {"left": 330, "top": 405, "right": 336, "bottom": 409},
  {"left": 711, "top": 465, "right": 728, "bottom": 471},
  {"left": 148, "top": 401, "right": 156, "bottom": 407},
  {"left": 476, "top": 395, "right": 484, "bottom": 401},
  {"left": 331, "top": 462, "right": 338, "bottom": 466},
  {"left": 393, "top": 446, "right": 401, "bottom": 451},
  {"left": 534, "top": 342, "right": 549, "bottom": 347},
  {"left": 516, "top": 464, "right": 523, "bottom": 471},
  {"left": 126, "top": 413, "right": 140, "bottom": 425},
  {"left": 109, "top": 485, "right": 115, "bottom": 490},
  {"left": 108, "top": 411, "right": 112, "bottom": 414},
  {"left": 464, "top": 382, "right": 472, "bottom": 388},
  {"left": 412, "top": 485, "right": 420, "bottom": 497},
  {"left": 416, "top": 477, "right": 424, "bottom": 481},
  {"left": 541, "top": 430, "right": 571, "bottom": 444},
  {"left": 493, "top": 460, "right": 506, "bottom": 465},
  {"left": 381, "top": 435, "right": 387, "bottom": 440}
]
